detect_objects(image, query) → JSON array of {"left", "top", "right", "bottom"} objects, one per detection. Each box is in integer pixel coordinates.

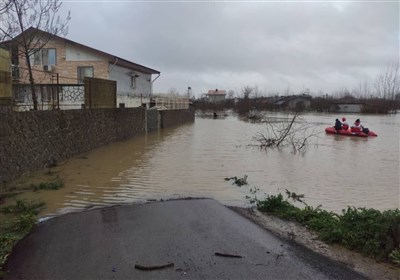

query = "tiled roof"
[{"left": 207, "top": 89, "right": 227, "bottom": 95}]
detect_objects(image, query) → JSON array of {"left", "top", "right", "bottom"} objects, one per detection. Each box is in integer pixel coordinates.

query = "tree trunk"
[{"left": 24, "top": 51, "right": 38, "bottom": 110}]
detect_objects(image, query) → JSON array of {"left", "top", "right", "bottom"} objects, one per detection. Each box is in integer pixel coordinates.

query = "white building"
[{"left": 206, "top": 89, "right": 226, "bottom": 103}]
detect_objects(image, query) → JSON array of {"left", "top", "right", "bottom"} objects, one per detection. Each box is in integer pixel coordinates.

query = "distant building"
[
  {"left": 206, "top": 89, "right": 226, "bottom": 103},
  {"left": 273, "top": 95, "right": 311, "bottom": 111},
  {"left": 330, "top": 102, "right": 364, "bottom": 113},
  {"left": 329, "top": 96, "right": 364, "bottom": 113}
]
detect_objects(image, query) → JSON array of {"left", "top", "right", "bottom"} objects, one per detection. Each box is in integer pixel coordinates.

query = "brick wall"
[{"left": 16, "top": 38, "right": 109, "bottom": 84}]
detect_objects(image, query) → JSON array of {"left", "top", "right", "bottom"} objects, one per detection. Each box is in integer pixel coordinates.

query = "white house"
[
  {"left": 206, "top": 89, "right": 226, "bottom": 103},
  {"left": 2, "top": 27, "right": 160, "bottom": 110}
]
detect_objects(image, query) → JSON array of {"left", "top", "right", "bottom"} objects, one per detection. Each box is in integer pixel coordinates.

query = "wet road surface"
[{"left": 5, "top": 199, "right": 365, "bottom": 280}]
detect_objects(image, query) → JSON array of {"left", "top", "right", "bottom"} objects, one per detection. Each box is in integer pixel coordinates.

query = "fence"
[
  {"left": 84, "top": 77, "right": 116, "bottom": 108},
  {"left": 12, "top": 84, "right": 84, "bottom": 111},
  {"left": 154, "top": 97, "right": 189, "bottom": 110}
]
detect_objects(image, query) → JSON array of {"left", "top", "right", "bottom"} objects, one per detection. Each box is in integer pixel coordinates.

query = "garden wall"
[
  {"left": 159, "top": 106, "right": 195, "bottom": 128},
  {"left": 0, "top": 106, "right": 194, "bottom": 186}
]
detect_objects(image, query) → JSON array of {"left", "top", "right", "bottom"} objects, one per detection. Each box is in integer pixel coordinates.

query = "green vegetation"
[
  {"left": 0, "top": 200, "right": 45, "bottom": 277},
  {"left": 30, "top": 177, "right": 63, "bottom": 191},
  {"left": 0, "top": 177, "right": 60, "bottom": 277},
  {"left": 250, "top": 190, "right": 400, "bottom": 264}
]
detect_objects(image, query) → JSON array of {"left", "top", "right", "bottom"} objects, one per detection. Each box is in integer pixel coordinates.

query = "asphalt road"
[{"left": 5, "top": 199, "right": 365, "bottom": 280}]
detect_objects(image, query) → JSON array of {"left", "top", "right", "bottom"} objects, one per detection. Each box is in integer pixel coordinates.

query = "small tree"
[
  {"left": 0, "top": 0, "right": 70, "bottom": 110},
  {"left": 227, "top": 90, "right": 235, "bottom": 100},
  {"left": 242, "top": 86, "right": 253, "bottom": 99},
  {"left": 374, "top": 62, "right": 400, "bottom": 101}
]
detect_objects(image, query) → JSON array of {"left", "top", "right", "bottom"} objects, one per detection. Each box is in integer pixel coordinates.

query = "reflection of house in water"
[
  {"left": 273, "top": 95, "right": 311, "bottom": 111},
  {"left": 2, "top": 27, "right": 160, "bottom": 110},
  {"left": 206, "top": 89, "right": 226, "bottom": 103}
]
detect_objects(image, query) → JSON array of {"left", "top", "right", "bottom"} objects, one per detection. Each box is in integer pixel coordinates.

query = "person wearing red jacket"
[
  {"left": 341, "top": 117, "right": 349, "bottom": 130},
  {"left": 351, "top": 119, "right": 369, "bottom": 134}
]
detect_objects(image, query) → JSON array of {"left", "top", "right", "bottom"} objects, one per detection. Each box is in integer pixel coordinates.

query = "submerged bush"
[
  {"left": 1, "top": 199, "right": 45, "bottom": 215},
  {"left": 31, "top": 177, "right": 63, "bottom": 191}
]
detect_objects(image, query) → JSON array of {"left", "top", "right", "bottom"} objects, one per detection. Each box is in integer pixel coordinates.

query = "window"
[
  {"left": 30, "top": 49, "right": 56, "bottom": 65},
  {"left": 77, "top": 66, "right": 94, "bottom": 84},
  {"left": 131, "top": 73, "right": 139, "bottom": 89}
]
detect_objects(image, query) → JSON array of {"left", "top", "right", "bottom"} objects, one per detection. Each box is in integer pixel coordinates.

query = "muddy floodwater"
[{"left": 9, "top": 113, "right": 400, "bottom": 217}]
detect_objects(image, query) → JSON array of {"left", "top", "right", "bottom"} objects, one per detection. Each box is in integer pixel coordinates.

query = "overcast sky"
[{"left": 61, "top": 1, "right": 399, "bottom": 97}]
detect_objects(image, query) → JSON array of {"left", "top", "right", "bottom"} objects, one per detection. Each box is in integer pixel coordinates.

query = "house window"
[
  {"left": 30, "top": 48, "right": 56, "bottom": 65},
  {"left": 130, "top": 73, "right": 139, "bottom": 89},
  {"left": 77, "top": 66, "right": 94, "bottom": 84}
]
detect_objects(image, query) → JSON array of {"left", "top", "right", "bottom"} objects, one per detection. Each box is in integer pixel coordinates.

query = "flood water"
[{"left": 10, "top": 113, "right": 400, "bottom": 217}]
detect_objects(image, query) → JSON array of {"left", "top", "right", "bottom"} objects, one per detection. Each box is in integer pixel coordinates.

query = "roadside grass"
[
  {"left": 250, "top": 190, "right": 400, "bottom": 264},
  {"left": 0, "top": 176, "right": 63, "bottom": 203},
  {"left": 0, "top": 177, "right": 62, "bottom": 278},
  {"left": 0, "top": 200, "right": 45, "bottom": 277}
]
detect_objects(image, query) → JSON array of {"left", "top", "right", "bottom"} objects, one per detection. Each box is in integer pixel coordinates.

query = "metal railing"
[
  {"left": 153, "top": 97, "right": 189, "bottom": 110},
  {"left": 12, "top": 84, "right": 84, "bottom": 111}
]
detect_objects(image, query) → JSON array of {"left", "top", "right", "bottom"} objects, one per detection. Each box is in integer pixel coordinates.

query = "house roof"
[
  {"left": 206, "top": 89, "right": 227, "bottom": 95},
  {"left": 2, "top": 27, "right": 160, "bottom": 75},
  {"left": 273, "top": 95, "right": 311, "bottom": 105}
]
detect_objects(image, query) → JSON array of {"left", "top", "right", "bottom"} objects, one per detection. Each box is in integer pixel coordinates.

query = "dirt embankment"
[{"left": 230, "top": 207, "right": 400, "bottom": 280}]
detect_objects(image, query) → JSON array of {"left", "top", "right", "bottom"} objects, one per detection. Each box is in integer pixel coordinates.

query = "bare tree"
[
  {"left": 242, "top": 86, "right": 253, "bottom": 99},
  {"left": 253, "top": 113, "right": 320, "bottom": 153},
  {"left": 0, "top": 1, "right": 11, "bottom": 13},
  {"left": 168, "top": 88, "right": 180, "bottom": 96},
  {"left": 0, "top": 0, "right": 70, "bottom": 110},
  {"left": 374, "top": 62, "right": 400, "bottom": 101},
  {"left": 227, "top": 90, "right": 235, "bottom": 99}
]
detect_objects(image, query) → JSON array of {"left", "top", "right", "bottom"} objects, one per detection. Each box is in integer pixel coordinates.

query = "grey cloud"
[{"left": 62, "top": 1, "right": 398, "bottom": 95}]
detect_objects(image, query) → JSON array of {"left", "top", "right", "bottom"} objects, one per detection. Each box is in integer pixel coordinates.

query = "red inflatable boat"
[{"left": 325, "top": 127, "right": 378, "bottom": 137}]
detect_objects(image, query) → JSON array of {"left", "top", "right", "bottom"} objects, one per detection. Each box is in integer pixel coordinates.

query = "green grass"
[
  {"left": 253, "top": 192, "right": 400, "bottom": 263},
  {"left": 30, "top": 177, "right": 64, "bottom": 191},
  {"left": 0, "top": 177, "right": 63, "bottom": 278},
  {"left": 0, "top": 200, "right": 45, "bottom": 277}
]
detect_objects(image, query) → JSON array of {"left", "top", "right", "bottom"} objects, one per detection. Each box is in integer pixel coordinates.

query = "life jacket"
[
  {"left": 351, "top": 122, "right": 362, "bottom": 132},
  {"left": 342, "top": 123, "right": 349, "bottom": 130}
]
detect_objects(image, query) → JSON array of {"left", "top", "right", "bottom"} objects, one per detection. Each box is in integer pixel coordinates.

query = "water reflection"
[{"left": 9, "top": 113, "right": 400, "bottom": 217}]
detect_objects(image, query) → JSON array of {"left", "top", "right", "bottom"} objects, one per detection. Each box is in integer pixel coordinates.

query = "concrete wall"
[{"left": 0, "top": 107, "right": 194, "bottom": 185}]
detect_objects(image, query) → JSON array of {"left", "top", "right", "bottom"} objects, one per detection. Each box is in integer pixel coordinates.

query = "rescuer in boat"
[
  {"left": 334, "top": 119, "right": 342, "bottom": 131},
  {"left": 351, "top": 119, "right": 369, "bottom": 134},
  {"left": 341, "top": 117, "right": 349, "bottom": 130}
]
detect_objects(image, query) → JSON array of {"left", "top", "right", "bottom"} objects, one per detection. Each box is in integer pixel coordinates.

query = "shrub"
[
  {"left": 253, "top": 192, "right": 400, "bottom": 262},
  {"left": 31, "top": 177, "right": 63, "bottom": 191}
]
